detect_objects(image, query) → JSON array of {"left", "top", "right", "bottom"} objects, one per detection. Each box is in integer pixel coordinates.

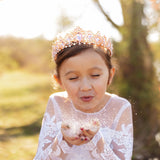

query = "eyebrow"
[
  {"left": 64, "top": 71, "right": 77, "bottom": 76},
  {"left": 64, "top": 66, "right": 103, "bottom": 76}
]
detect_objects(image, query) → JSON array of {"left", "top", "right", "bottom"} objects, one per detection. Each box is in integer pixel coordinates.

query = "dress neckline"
[{"left": 70, "top": 92, "right": 114, "bottom": 115}]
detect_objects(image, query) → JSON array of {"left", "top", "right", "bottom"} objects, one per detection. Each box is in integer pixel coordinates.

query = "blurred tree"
[
  {"left": 93, "top": 0, "right": 160, "bottom": 159},
  {"left": 0, "top": 37, "right": 50, "bottom": 73}
]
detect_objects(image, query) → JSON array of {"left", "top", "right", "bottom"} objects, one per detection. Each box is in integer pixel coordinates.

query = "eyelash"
[
  {"left": 69, "top": 77, "right": 78, "bottom": 80},
  {"left": 69, "top": 75, "right": 100, "bottom": 80},
  {"left": 92, "top": 74, "right": 100, "bottom": 77}
]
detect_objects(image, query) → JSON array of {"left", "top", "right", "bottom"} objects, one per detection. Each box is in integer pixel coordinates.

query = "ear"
[
  {"left": 53, "top": 74, "right": 65, "bottom": 90},
  {"left": 108, "top": 67, "right": 115, "bottom": 86},
  {"left": 53, "top": 74, "right": 62, "bottom": 86}
]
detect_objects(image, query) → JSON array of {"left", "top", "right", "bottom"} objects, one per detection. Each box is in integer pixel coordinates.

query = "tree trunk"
[
  {"left": 128, "top": 1, "right": 160, "bottom": 158},
  {"left": 93, "top": 0, "right": 160, "bottom": 158}
]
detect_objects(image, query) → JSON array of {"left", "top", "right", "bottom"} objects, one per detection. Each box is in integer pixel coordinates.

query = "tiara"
[{"left": 52, "top": 26, "right": 113, "bottom": 59}]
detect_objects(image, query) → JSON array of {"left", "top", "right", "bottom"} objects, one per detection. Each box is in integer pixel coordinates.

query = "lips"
[{"left": 80, "top": 96, "right": 94, "bottom": 102}]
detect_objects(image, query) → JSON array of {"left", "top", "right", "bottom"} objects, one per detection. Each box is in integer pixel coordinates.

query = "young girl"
[{"left": 34, "top": 27, "right": 133, "bottom": 160}]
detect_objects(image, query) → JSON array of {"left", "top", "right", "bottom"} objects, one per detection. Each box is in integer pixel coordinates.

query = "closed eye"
[
  {"left": 91, "top": 74, "right": 100, "bottom": 77},
  {"left": 69, "top": 77, "right": 78, "bottom": 80}
]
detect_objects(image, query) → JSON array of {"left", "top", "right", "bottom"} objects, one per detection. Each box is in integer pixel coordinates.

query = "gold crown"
[{"left": 52, "top": 26, "right": 113, "bottom": 59}]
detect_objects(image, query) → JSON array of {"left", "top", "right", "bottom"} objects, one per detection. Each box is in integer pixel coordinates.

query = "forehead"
[{"left": 59, "top": 48, "right": 108, "bottom": 73}]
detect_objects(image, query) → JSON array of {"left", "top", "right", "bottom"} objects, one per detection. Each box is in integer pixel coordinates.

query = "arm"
[
  {"left": 91, "top": 103, "right": 133, "bottom": 160},
  {"left": 34, "top": 97, "right": 62, "bottom": 160},
  {"left": 110, "top": 103, "right": 133, "bottom": 160}
]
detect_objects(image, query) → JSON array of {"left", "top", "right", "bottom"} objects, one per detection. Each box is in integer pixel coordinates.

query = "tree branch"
[{"left": 93, "top": 0, "right": 121, "bottom": 31}]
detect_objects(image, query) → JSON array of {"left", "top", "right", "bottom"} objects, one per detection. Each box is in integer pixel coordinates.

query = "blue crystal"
[
  {"left": 88, "top": 35, "right": 92, "bottom": 39},
  {"left": 76, "top": 34, "right": 81, "bottom": 41},
  {"left": 96, "top": 38, "right": 100, "bottom": 42},
  {"left": 67, "top": 38, "right": 71, "bottom": 42}
]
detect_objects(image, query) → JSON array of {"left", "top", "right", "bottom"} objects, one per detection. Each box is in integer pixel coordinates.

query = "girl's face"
[{"left": 58, "top": 48, "right": 115, "bottom": 113}]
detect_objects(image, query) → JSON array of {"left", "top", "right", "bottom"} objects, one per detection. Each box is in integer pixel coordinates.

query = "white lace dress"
[{"left": 34, "top": 91, "right": 133, "bottom": 160}]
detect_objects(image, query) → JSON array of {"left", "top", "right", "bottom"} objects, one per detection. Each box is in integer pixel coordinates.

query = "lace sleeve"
[
  {"left": 110, "top": 102, "right": 133, "bottom": 160},
  {"left": 34, "top": 97, "right": 63, "bottom": 160},
  {"left": 90, "top": 102, "right": 133, "bottom": 160}
]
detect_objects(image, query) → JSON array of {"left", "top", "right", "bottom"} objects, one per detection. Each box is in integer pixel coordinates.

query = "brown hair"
[{"left": 55, "top": 43, "right": 113, "bottom": 80}]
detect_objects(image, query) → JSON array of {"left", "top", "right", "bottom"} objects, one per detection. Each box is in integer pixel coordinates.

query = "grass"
[{"left": 0, "top": 70, "right": 55, "bottom": 160}]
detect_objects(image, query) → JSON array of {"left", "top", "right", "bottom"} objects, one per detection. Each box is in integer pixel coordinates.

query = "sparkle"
[
  {"left": 76, "top": 33, "right": 82, "bottom": 42},
  {"left": 52, "top": 26, "right": 113, "bottom": 59}
]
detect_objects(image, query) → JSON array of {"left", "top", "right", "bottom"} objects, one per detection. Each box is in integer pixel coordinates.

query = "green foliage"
[
  {"left": 0, "top": 36, "right": 54, "bottom": 73},
  {"left": 0, "top": 47, "right": 19, "bottom": 72}
]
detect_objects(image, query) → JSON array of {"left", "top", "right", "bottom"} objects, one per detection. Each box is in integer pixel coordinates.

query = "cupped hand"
[
  {"left": 61, "top": 122, "right": 100, "bottom": 146},
  {"left": 61, "top": 124, "right": 86, "bottom": 146}
]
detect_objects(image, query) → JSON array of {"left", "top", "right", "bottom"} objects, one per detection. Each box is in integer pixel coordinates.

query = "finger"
[
  {"left": 62, "top": 132, "right": 82, "bottom": 142},
  {"left": 64, "top": 136, "right": 86, "bottom": 146},
  {"left": 73, "top": 136, "right": 90, "bottom": 145},
  {"left": 63, "top": 134, "right": 77, "bottom": 141},
  {"left": 81, "top": 129, "right": 93, "bottom": 139},
  {"left": 63, "top": 134, "right": 90, "bottom": 146},
  {"left": 84, "top": 128, "right": 98, "bottom": 135}
]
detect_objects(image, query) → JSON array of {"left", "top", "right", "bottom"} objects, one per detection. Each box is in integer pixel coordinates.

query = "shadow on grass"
[{"left": 0, "top": 118, "right": 42, "bottom": 142}]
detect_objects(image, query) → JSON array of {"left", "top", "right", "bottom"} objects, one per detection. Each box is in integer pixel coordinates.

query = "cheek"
[
  {"left": 62, "top": 81, "right": 78, "bottom": 94},
  {"left": 97, "top": 82, "right": 108, "bottom": 91},
  {"left": 94, "top": 76, "right": 109, "bottom": 87}
]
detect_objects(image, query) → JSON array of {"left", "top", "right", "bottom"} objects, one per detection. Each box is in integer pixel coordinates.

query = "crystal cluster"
[{"left": 52, "top": 26, "right": 113, "bottom": 59}]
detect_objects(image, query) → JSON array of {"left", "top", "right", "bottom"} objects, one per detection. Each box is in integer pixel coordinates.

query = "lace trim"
[
  {"left": 111, "top": 103, "right": 129, "bottom": 129},
  {"left": 113, "top": 124, "right": 133, "bottom": 160},
  {"left": 34, "top": 113, "right": 62, "bottom": 160}
]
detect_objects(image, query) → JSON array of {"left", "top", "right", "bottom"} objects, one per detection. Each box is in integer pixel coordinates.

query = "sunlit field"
[{"left": 0, "top": 71, "right": 54, "bottom": 160}]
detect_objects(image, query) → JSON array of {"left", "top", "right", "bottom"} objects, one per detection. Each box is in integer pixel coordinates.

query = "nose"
[{"left": 80, "top": 77, "right": 92, "bottom": 91}]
